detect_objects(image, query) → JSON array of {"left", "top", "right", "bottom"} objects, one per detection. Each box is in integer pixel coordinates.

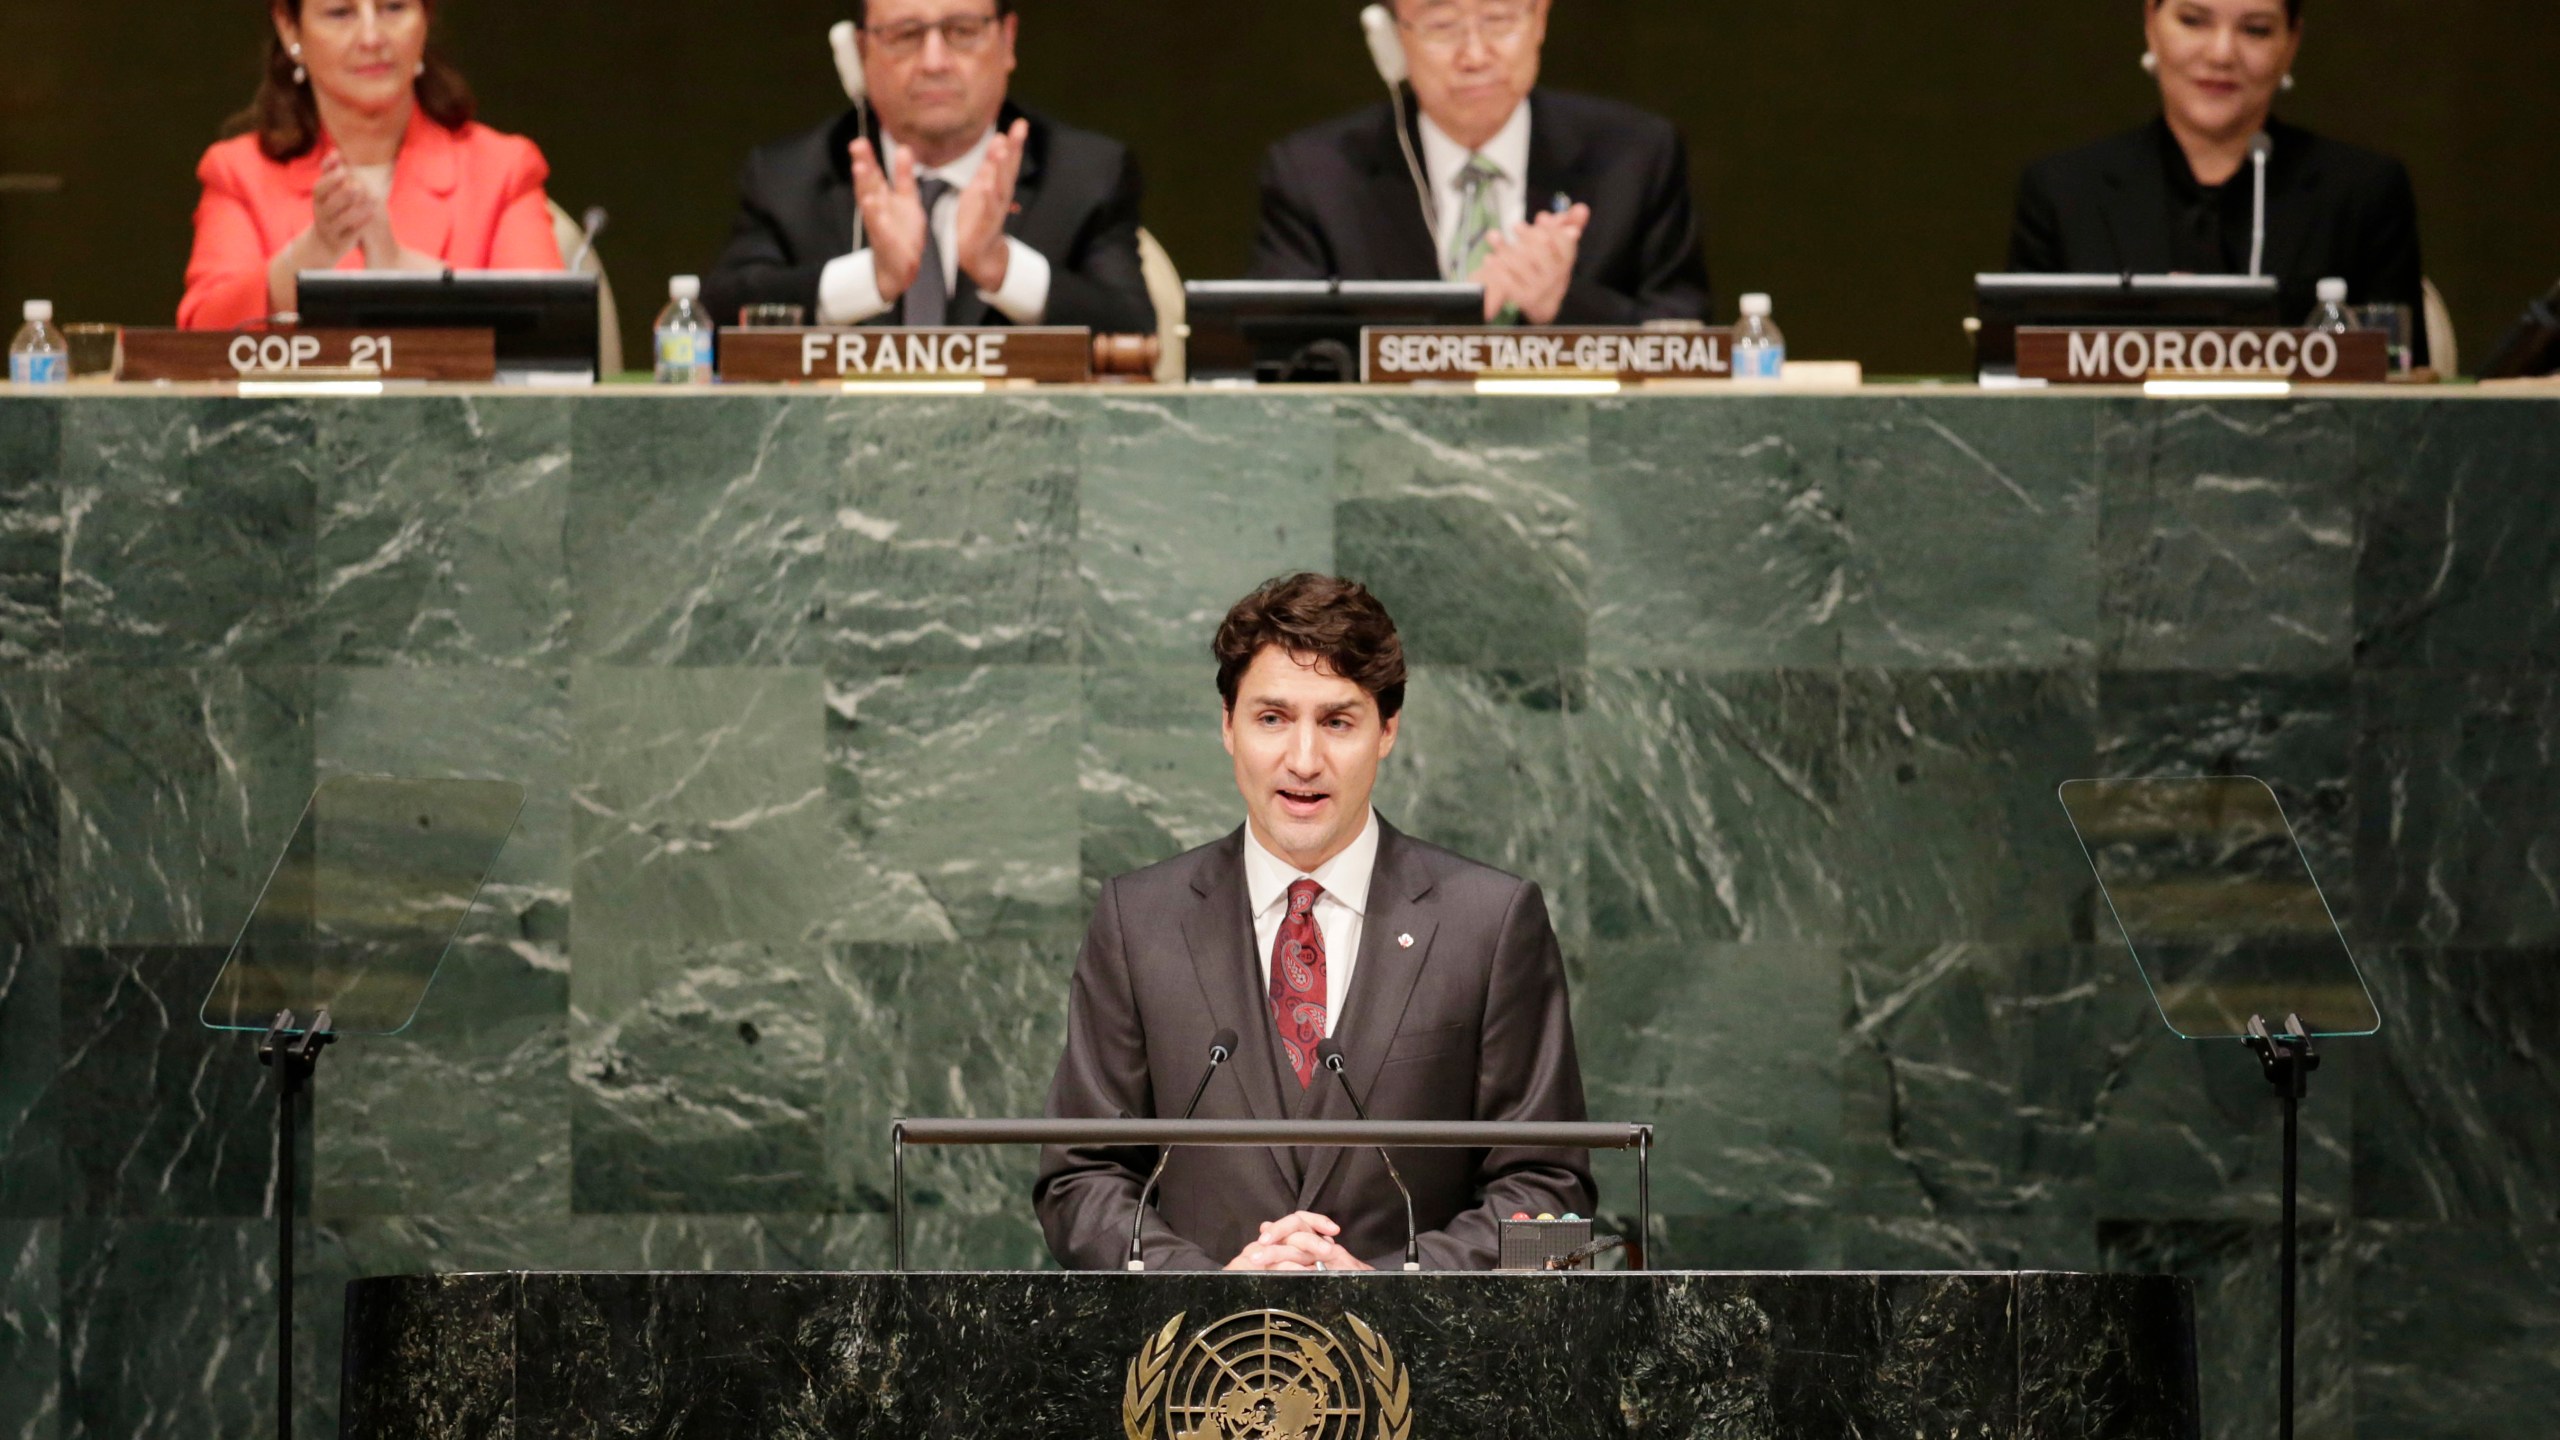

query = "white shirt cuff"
[
  {"left": 817, "top": 250, "right": 892, "bottom": 326},
  {"left": 983, "top": 238, "right": 1051, "bottom": 325}
]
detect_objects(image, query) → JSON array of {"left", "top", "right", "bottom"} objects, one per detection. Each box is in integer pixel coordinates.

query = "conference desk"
[
  {"left": 3, "top": 382, "right": 2554, "bottom": 1440},
  {"left": 340, "top": 1269, "right": 2201, "bottom": 1439}
]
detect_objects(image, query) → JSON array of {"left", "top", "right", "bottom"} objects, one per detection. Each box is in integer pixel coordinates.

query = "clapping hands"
[
  {"left": 851, "top": 118, "right": 1029, "bottom": 302},
  {"left": 1470, "top": 202, "right": 1590, "bottom": 325}
]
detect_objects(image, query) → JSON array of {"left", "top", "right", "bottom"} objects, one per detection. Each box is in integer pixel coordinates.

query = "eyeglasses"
[
  {"left": 1401, "top": 4, "right": 1534, "bottom": 53},
  {"left": 860, "top": 12, "right": 1003, "bottom": 59}
]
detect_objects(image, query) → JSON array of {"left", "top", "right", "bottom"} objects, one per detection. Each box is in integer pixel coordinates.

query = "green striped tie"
[{"left": 1448, "top": 154, "right": 1506, "bottom": 282}]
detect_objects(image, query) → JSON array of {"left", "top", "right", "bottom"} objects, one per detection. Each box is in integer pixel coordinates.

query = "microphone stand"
[
  {"left": 1320, "top": 1047, "right": 1422, "bottom": 1272},
  {"left": 1127, "top": 1032, "right": 1236, "bottom": 1272},
  {"left": 2248, "top": 136, "right": 2272, "bottom": 279},
  {"left": 2246, "top": 1013, "right": 2319, "bottom": 1440}
]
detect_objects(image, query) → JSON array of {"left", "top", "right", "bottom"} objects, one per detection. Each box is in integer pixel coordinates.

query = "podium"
[{"left": 340, "top": 1269, "right": 2199, "bottom": 1439}]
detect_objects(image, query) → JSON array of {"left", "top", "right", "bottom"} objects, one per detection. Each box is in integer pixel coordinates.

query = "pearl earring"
[
  {"left": 2280, "top": 72, "right": 2296, "bottom": 92},
  {"left": 2140, "top": 50, "right": 2159, "bottom": 75},
  {"left": 291, "top": 42, "right": 307, "bottom": 85},
  {"left": 415, "top": 61, "right": 426, "bottom": 77}
]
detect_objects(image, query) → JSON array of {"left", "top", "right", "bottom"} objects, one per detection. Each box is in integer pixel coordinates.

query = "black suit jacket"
[
  {"left": 702, "top": 102, "right": 1155, "bottom": 333},
  {"left": 1249, "top": 89, "right": 1711, "bottom": 325},
  {"left": 2009, "top": 116, "right": 2426, "bottom": 361},
  {"left": 1034, "top": 821, "right": 1593, "bottom": 1272}
]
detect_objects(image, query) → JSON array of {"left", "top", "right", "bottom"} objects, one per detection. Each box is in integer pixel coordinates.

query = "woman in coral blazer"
[{"left": 180, "top": 0, "right": 561, "bottom": 331}]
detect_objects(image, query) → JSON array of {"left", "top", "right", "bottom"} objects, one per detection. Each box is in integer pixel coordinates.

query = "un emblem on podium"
[{"left": 1122, "top": 1309, "right": 1411, "bottom": 1440}]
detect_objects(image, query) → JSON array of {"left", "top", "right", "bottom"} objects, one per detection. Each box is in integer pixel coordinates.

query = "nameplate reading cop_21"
[
  {"left": 717, "top": 327, "right": 1094, "bottom": 384},
  {"left": 121, "top": 329, "right": 496, "bottom": 382},
  {"left": 1361, "top": 327, "right": 1738, "bottom": 384},
  {"left": 2016, "top": 327, "right": 2391, "bottom": 384}
]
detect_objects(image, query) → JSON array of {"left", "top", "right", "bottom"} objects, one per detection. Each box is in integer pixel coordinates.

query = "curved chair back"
[
  {"left": 2422, "top": 277, "right": 2458, "bottom": 379},
  {"left": 1137, "top": 226, "right": 1185, "bottom": 385},
  {"left": 549, "top": 200, "right": 625, "bottom": 378}
]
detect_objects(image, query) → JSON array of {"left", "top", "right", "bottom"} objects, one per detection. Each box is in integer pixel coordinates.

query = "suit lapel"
[
  {"left": 1361, "top": 103, "right": 1445, "bottom": 279},
  {"left": 1296, "top": 821, "right": 1440, "bottom": 1210},
  {"left": 1522, "top": 91, "right": 1584, "bottom": 221},
  {"left": 2258, "top": 124, "right": 2323, "bottom": 303},
  {"left": 1523, "top": 91, "right": 1597, "bottom": 285},
  {"left": 388, "top": 109, "right": 457, "bottom": 264},
  {"left": 1181, "top": 828, "right": 1299, "bottom": 1192}
]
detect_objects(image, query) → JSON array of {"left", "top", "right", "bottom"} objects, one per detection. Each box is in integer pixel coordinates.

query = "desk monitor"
[
  {"left": 1185, "top": 279, "right": 1483, "bottom": 384},
  {"left": 298, "top": 270, "right": 601, "bottom": 383},
  {"left": 1974, "top": 273, "right": 2283, "bottom": 378}
]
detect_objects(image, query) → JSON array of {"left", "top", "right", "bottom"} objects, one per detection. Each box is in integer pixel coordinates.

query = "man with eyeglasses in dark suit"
[
  {"left": 1252, "top": 0, "right": 1710, "bottom": 326},
  {"left": 703, "top": 0, "right": 1156, "bottom": 334}
]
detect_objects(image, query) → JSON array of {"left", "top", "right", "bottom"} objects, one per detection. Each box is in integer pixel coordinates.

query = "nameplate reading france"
[
  {"left": 718, "top": 327, "right": 1093, "bottom": 384},
  {"left": 2017, "top": 327, "right": 2390, "bottom": 384},
  {"left": 1362, "top": 327, "right": 1737, "bottom": 384},
  {"left": 121, "top": 328, "right": 496, "bottom": 383}
]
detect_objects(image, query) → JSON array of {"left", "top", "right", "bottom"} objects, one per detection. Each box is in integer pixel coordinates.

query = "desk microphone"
[
  {"left": 2247, "top": 134, "right": 2272, "bottom": 279},
  {"left": 1316, "top": 1039, "right": 1422, "bottom": 1272},
  {"left": 566, "top": 206, "right": 609, "bottom": 271},
  {"left": 1126, "top": 1027, "right": 1238, "bottom": 1272}
]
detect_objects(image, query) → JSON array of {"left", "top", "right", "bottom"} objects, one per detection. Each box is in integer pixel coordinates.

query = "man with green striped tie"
[{"left": 1250, "top": 0, "right": 1711, "bottom": 326}]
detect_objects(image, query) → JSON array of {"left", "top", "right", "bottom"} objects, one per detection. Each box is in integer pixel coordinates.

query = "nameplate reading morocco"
[
  {"left": 2017, "top": 326, "right": 2389, "bottom": 384},
  {"left": 1362, "top": 327, "right": 1737, "bottom": 384},
  {"left": 718, "top": 327, "right": 1093, "bottom": 384},
  {"left": 121, "top": 329, "right": 496, "bottom": 383}
]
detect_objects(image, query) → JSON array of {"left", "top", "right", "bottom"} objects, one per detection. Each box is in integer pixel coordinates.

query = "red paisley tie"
[{"left": 1269, "top": 878, "right": 1327, "bottom": 1088}]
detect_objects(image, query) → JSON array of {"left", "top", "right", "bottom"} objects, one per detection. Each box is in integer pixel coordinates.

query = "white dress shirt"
[
  {"left": 816, "top": 125, "right": 1054, "bottom": 326},
  {"left": 1243, "top": 810, "right": 1380, "bottom": 1040},
  {"left": 1418, "top": 103, "right": 1534, "bottom": 280}
]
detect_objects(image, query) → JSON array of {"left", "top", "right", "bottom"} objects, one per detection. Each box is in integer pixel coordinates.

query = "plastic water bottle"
[
  {"left": 653, "top": 276, "right": 715, "bottom": 384},
  {"left": 2308, "top": 277, "right": 2353, "bottom": 334},
  {"left": 9, "top": 301, "right": 67, "bottom": 386},
  {"left": 1732, "top": 293, "right": 1784, "bottom": 379}
]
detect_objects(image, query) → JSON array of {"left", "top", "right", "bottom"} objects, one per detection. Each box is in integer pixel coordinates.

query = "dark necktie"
[
  {"left": 1269, "top": 879, "right": 1327, "bottom": 1089},
  {"left": 903, "top": 176, "right": 954, "bottom": 327}
]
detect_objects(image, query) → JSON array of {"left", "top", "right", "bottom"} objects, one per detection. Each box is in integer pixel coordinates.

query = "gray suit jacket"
[{"left": 1033, "top": 820, "right": 1593, "bottom": 1271}]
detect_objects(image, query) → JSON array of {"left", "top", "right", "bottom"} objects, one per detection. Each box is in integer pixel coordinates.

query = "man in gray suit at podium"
[{"left": 1035, "top": 574, "right": 1593, "bottom": 1271}]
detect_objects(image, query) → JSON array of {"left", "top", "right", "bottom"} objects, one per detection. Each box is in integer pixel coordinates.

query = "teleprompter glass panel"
[
  {"left": 201, "top": 776, "right": 525, "bottom": 1036},
  {"left": 2059, "top": 776, "right": 2378, "bottom": 1040}
]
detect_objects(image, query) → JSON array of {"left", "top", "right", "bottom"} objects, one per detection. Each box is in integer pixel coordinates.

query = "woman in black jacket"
[{"left": 2009, "top": 0, "right": 2424, "bottom": 357}]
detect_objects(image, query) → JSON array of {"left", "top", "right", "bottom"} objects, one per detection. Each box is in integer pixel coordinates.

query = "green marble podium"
[
  {"left": 3, "top": 387, "right": 2557, "bottom": 1440},
  {"left": 339, "top": 1269, "right": 2201, "bottom": 1439}
]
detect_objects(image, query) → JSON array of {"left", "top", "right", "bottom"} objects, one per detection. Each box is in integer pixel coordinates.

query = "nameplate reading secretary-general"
[{"left": 1034, "top": 574, "right": 1593, "bottom": 1272}]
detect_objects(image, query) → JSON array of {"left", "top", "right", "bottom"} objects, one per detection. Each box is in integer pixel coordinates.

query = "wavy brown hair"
[
  {"left": 1214, "top": 574, "right": 1409, "bottom": 722},
  {"left": 223, "top": 0, "right": 476, "bottom": 161}
]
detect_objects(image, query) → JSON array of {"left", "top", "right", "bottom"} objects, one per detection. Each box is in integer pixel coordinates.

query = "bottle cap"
[
  {"left": 2316, "top": 278, "right": 2348, "bottom": 304},
  {"left": 22, "top": 300, "right": 51, "bottom": 322},
  {"left": 1739, "top": 293, "right": 1772, "bottom": 317},
  {"left": 669, "top": 275, "right": 701, "bottom": 302}
]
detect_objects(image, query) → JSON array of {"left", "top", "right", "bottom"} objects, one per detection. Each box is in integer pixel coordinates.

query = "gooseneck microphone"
[
  {"left": 565, "top": 207, "right": 608, "bottom": 272},
  {"left": 1126, "top": 1028, "right": 1239, "bottom": 1272},
  {"left": 1316, "top": 1039, "right": 1423, "bottom": 1272},
  {"left": 2247, "top": 133, "right": 2273, "bottom": 279}
]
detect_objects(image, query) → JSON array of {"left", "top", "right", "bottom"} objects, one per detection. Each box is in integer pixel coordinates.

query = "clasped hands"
[
  {"left": 303, "top": 154, "right": 409, "bottom": 269},
  {"left": 1225, "top": 1211, "right": 1374, "bottom": 1272},
  {"left": 850, "top": 118, "right": 1030, "bottom": 302},
  {"left": 1467, "top": 202, "right": 1592, "bottom": 325}
]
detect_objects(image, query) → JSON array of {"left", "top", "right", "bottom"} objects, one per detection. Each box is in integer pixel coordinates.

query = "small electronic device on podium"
[
  {"left": 1185, "top": 279, "right": 1482, "bottom": 384},
  {"left": 200, "top": 775, "right": 527, "bottom": 1440},
  {"left": 2059, "top": 776, "right": 2378, "bottom": 1440},
  {"left": 1974, "top": 273, "right": 2281, "bottom": 379},
  {"left": 298, "top": 270, "right": 601, "bottom": 384}
]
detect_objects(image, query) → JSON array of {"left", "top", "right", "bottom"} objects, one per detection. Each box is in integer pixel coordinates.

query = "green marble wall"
[{"left": 2, "top": 388, "right": 2557, "bottom": 1440}]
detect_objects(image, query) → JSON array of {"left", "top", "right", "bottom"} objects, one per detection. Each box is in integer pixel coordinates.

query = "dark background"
[{"left": 2, "top": 0, "right": 2552, "bottom": 375}]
